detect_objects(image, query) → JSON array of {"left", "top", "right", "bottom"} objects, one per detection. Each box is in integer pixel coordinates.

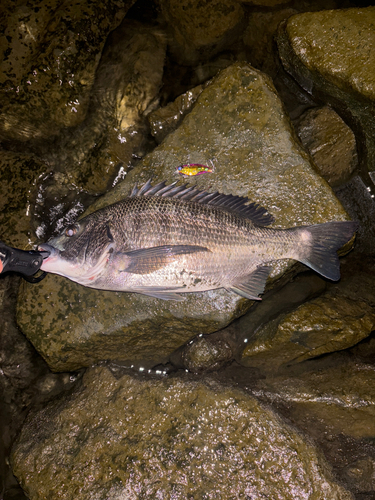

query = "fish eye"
[{"left": 65, "top": 225, "right": 78, "bottom": 237}]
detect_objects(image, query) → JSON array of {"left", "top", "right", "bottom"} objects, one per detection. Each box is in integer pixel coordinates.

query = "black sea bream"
[{"left": 39, "top": 180, "right": 358, "bottom": 301}]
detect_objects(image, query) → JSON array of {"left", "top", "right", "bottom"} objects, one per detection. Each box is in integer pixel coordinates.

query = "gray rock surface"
[
  {"left": 0, "top": 0, "right": 130, "bottom": 141},
  {"left": 17, "top": 63, "right": 351, "bottom": 372},
  {"left": 11, "top": 366, "right": 353, "bottom": 500},
  {"left": 250, "top": 351, "right": 375, "bottom": 494},
  {"left": 244, "top": 8, "right": 298, "bottom": 78},
  {"left": 160, "top": 0, "right": 245, "bottom": 65},
  {"left": 296, "top": 106, "right": 358, "bottom": 187},
  {"left": 45, "top": 20, "right": 167, "bottom": 194},
  {"left": 277, "top": 7, "right": 375, "bottom": 179},
  {"left": 241, "top": 256, "right": 375, "bottom": 371},
  {"left": 0, "top": 152, "right": 47, "bottom": 249},
  {"left": 149, "top": 83, "right": 208, "bottom": 144},
  {"left": 0, "top": 275, "right": 76, "bottom": 499}
]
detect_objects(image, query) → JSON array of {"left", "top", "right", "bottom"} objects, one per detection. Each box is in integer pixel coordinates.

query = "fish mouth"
[
  {"left": 38, "top": 248, "right": 52, "bottom": 260},
  {"left": 38, "top": 243, "right": 56, "bottom": 257},
  {"left": 38, "top": 244, "right": 59, "bottom": 271}
]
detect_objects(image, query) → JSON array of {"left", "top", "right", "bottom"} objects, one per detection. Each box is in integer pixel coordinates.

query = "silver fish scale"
[{"left": 92, "top": 196, "right": 290, "bottom": 292}]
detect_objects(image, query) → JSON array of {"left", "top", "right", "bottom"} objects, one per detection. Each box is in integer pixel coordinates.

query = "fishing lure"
[{"left": 176, "top": 162, "right": 215, "bottom": 177}]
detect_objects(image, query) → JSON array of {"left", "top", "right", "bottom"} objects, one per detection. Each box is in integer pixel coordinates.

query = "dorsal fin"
[{"left": 129, "top": 180, "right": 274, "bottom": 226}]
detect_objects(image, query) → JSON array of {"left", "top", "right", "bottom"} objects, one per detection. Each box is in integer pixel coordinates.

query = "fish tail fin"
[{"left": 297, "top": 221, "right": 358, "bottom": 281}]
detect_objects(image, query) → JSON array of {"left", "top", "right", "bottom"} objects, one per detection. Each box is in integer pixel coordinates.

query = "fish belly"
[{"left": 98, "top": 236, "right": 283, "bottom": 294}]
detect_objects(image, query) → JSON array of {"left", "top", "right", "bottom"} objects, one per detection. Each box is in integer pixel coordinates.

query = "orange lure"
[{"left": 176, "top": 163, "right": 214, "bottom": 177}]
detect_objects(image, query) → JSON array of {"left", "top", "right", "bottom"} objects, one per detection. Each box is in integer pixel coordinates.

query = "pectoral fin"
[
  {"left": 227, "top": 266, "right": 271, "bottom": 300},
  {"left": 116, "top": 245, "right": 210, "bottom": 275}
]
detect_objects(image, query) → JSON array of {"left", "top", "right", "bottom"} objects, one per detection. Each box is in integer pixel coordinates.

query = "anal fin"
[{"left": 227, "top": 266, "right": 271, "bottom": 300}]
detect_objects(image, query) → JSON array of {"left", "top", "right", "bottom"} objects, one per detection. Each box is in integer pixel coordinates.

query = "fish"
[
  {"left": 39, "top": 180, "right": 358, "bottom": 301},
  {"left": 176, "top": 163, "right": 214, "bottom": 177}
]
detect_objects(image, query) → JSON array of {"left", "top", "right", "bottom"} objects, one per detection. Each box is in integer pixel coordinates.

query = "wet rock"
[
  {"left": 0, "top": 276, "right": 39, "bottom": 499},
  {"left": 242, "top": 0, "right": 296, "bottom": 5},
  {"left": 160, "top": 0, "right": 245, "bottom": 65},
  {"left": 334, "top": 176, "right": 375, "bottom": 255},
  {"left": 160, "top": 53, "right": 238, "bottom": 107},
  {"left": 170, "top": 334, "right": 234, "bottom": 374},
  {"left": 345, "top": 457, "right": 375, "bottom": 494},
  {"left": 277, "top": 7, "right": 375, "bottom": 182},
  {"left": 244, "top": 8, "right": 298, "bottom": 78},
  {"left": 17, "top": 63, "right": 351, "bottom": 372},
  {"left": 168, "top": 271, "right": 327, "bottom": 374},
  {"left": 11, "top": 366, "right": 353, "bottom": 499},
  {"left": 0, "top": 0, "right": 130, "bottom": 142},
  {"left": 0, "top": 274, "right": 78, "bottom": 499},
  {"left": 243, "top": 0, "right": 340, "bottom": 7},
  {"left": 168, "top": 272, "right": 327, "bottom": 374},
  {"left": 149, "top": 83, "right": 208, "bottom": 144},
  {"left": 0, "top": 0, "right": 60, "bottom": 86},
  {"left": 31, "top": 171, "right": 95, "bottom": 243},
  {"left": 0, "top": 150, "right": 91, "bottom": 246},
  {"left": 17, "top": 280, "right": 251, "bottom": 372},
  {"left": 241, "top": 255, "right": 375, "bottom": 371},
  {"left": 295, "top": 106, "right": 358, "bottom": 187},
  {"left": 44, "top": 20, "right": 167, "bottom": 194},
  {"left": 1, "top": 19, "right": 167, "bottom": 232},
  {"left": 250, "top": 353, "right": 375, "bottom": 496},
  {"left": 0, "top": 151, "right": 47, "bottom": 249}
]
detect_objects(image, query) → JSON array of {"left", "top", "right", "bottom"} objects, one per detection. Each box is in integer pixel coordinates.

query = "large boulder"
[
  {"left": 277, "top": 7, "right": 375, "bottom": 179},
  {"left": 11, "top": 366, "right": 353, "bottom": 499},
  {"left": 241, "top": 257, "right": 375, "bottom": 371},
  {"left": 295, "top": 106, "right": 358, "bottom": 188},
  {"left": 250, "top": 353, "right": 375, "bottom": 494},
  {"left": 0, "top": 0, "right": 130, "bottom": 141},
  {"left": 43, "top": 20, "right": 167, "bottom": 194},
  {"left": 17, "top": 62, "right": 351, "bottom": 371}
]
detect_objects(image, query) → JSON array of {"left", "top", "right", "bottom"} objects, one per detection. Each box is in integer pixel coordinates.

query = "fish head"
[{"left": 39, "top": 215, "right": 115, "bottom": 284}]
